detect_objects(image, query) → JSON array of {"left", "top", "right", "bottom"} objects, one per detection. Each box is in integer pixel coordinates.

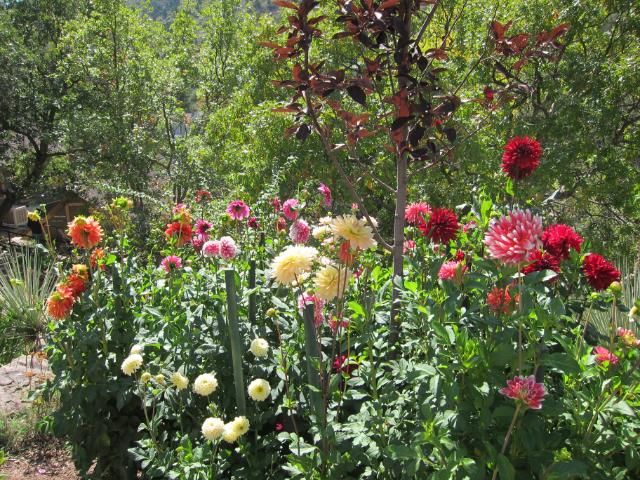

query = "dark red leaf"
[
  {"left": 443, "top": 127, "right": 456, "bottom": 143},
  {"left": 296, "top": 124, "right": 311, "bottom": 141},
  {"left": 273, "top": 0, "right": 299, "bottom": 10},
  {"left": 379, "top": 0, "right": 400, "bottom": 9},
  {"left": 346, "top": 85, "right": 367, "bottom": 106},
  {"left": 491, "top": 21, "right": 512, "bottom": 40}
]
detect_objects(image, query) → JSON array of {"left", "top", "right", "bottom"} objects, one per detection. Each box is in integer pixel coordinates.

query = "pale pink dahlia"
[
  {"left": 226, "top": 200, "right": 250, "bottom": 221},
  {"left": 318, "top": 183, "right": 332, "bottom": 208},
  {"left": 282, "top": 199, "right": 300, "bottom": 221},
  {"left": 219, "top": 236, "right": 238, "bottom": 260},
  {"left": 500, "top": 375, "right": 546, "bottom": 409},
  {"left": 484, "top": 210, "right": 543, "bottom": 265},
  {"left": 298, "top": 292, "right": 325, "bottom": 327},
  {"left": 202, "top": 240, "right": 221, "bottom": 258},
  {"left": 289, "top": 219, "right": 310, "bottom": 244},
  {"left": 161, "top": 255, "right": 182, "bottom": 273}
]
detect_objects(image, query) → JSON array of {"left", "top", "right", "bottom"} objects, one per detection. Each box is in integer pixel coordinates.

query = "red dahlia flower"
[
  {"left": 500, "top": 375, "right": 546, "bottom": 410},
  {"left": 418, "top": 207, "right": 459, "bottom": 244},
  {"left": 62, "top": 273, "right": 87, "bottom": 297},
  {"left": 165, "top": 222, "right": 192, "bottom": 246},
  {"left": 332, "top": 355, "right": 358, "bottom": 375},
  {"left": 582, "top": 253, "right": 621, "bottom": 291},
  {"left": 541, "top": 224, "right": 583, "bottom": 260},
  {"left": 487, "top": 286, "right": 519, "bottom": 315},
  {"left": 501, "top": 136, "right": 542, "bottom": 180},
  {"left": 522, "top": 250, "right": 561, "bottom": 276}
]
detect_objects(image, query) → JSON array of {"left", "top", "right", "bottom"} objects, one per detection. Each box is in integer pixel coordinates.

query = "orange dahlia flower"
[
  {"left": 46, "top": 286, "right": 75, "bottom": 320},
  {"left": 63, "top": 274, "right": 87, "bottom": 297},
  {"left": 68, "top": 216, "right": 103, "bottom": 249},
  {"left": 71, "top": 264, "right": 90, "bottom": 281},
  {"left": 90, "top": 248, "right": 107, "bottom": 270}
]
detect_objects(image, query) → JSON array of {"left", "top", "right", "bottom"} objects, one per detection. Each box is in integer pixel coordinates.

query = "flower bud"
[
  {"left": 266, "top": 308, "right": 277, "bottom": 318},
  {"left": 608, "top": 281, "right": 622, "bottom": 297}
]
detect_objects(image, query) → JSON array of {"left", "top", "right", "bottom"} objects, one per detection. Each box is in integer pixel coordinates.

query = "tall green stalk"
[
  {"left": 248, "top": 258, "right": 257, "bottom": 325},
  {"left": 303, "top": 304, "right": 322, "bottom": 420},
  {"left": 224, "top": 268, "right": 246, "bottom": 414}
]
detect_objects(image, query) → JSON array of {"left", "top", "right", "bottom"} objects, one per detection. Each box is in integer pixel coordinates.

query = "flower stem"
[{"left": 491, "top": 403, "right": 521, "bottom": 480}]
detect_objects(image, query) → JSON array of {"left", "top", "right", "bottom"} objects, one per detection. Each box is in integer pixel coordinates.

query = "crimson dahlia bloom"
[
  {"left": 582, "top": 253, "right": 621, "bottom": 291},
  {"left": 501, "top": 136, "right": 542, "bottom": 180},
  {"left": 194, "top": 219, "right": 213, "bottom": 235},
  {"left": 405, "top": 202, "right": 432, "bottom": 225},
  {"left": 484, "top": 210, "right": 543, "bottom": 265},
  {"left": 593, "top": 346, "right": 619, "bottom": 365},
  {"left": 247, "top": 217, "right": 259, "bottom": 229},
  {"left": 332, "top": 355, "right": 358, "bottom": 375},
  {"left": 500, "top": 375, "right": 546, "bottom": 409},
  {"left": 522, "top": 249, "right": 560, "bottom": 276},
  {"left": 541, "top": 224, "right": 583, "bottom": 260},
  {"left": 227, "top": 200, "right": 250, "bottom": 221},
  {"left": 418, "top": 207, "right": 459, "bottom": 244}
]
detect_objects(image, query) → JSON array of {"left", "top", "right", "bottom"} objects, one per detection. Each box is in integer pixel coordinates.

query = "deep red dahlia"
[
  {"left": 541, "top": 224, "right": 583, "bottom": 260},
  {"left": 582, "top": 253, "right": 621, "bottom": 291},
  {"left": 501, "top": 136, "right": 542, "bottom": 180},
  {"left": 418, "top": 207, "right": 459, "bottom": 244},
  {"left": 332, "top": 355, "right": 358, "bottom": 375},
  {"left": 522, "top": 249, "right": 561, "bottom": 276}
]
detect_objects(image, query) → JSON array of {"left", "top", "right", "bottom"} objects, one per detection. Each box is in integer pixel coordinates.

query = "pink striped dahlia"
[
  {"left": 500, "top": 375, "right": 546, "bottom": 410},
  {"left": 484, "top": 210, "right": 543, "bottom": 265}
]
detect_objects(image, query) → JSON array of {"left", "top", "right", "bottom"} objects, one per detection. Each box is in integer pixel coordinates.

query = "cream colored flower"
[
  {"left": 222, "top": 424, "right": 239, "bottom": 443},
  {"left": 121, "top": 354, "right": 143, "bottom": 376},
  {"left": 329, "top": 214, "right": 376, "bottom": 250},
  {"left": 171, "top": 372, "right": 189, "bottom": 391},
  {"left": 202, "top": 417, "right": 225, "bottom": 441},
  {"left": 312, "top": 224, "right": 332, "bottom": 240},
  {"left": 249, "top": 338, "right": 269, "bottom": 358},
  {"left": 270, "top": 246, "right": 318, "bottom": 285},
  {"left": 130, "top": 344, "right": 144, "bottom": 355},
  {"left": 140, "top": 372, "right": 152, "bottom": 383},
  {"left": 231, "top": 416, "right": 250, "bottom": 436},
  {"left": 314, "top": 265, "right": 352, "bottom": 301},
  {"left": 247, "top": 379, "right": 271, "bottom": 402},
  {"left": 155, "top": 374, "right": 166, "bottom": 385},
  {"left": 193, "top": 373, "right": 218, "bottom": 396}
]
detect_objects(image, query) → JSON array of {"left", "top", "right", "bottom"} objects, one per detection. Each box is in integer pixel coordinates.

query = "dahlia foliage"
[{"left": 46, "top": 176, "right": 637, "bottom": 479}]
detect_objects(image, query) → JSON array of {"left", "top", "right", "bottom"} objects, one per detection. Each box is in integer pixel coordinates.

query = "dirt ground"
[{"left": 0, "top": 355, "right": 79, "bottom": 479}]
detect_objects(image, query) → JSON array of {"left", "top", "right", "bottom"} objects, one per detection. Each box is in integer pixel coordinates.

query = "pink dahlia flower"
[
  {"left": 405, "top": 202, "right": 432, "bottom": 225},
  {"left": 161, "top": 255, "right": 182, "bottom": 273},
  {"left": 271, "top": 197, "right": 281, "bottom": 212},
  {"left": 194, "top": 189, "right": 212, "bottom": 204},
  {"left": 298, "top": 292, "right": 325, "bottom": 327},
  {"left": 403, "top": 240, "right": 416, "bottom": 253},
  {"left": 500, "top": 375, "right": 546, "bottom": 410},
  {"left": 282, "top": 198, "right": 300, "bottom": 221},
  {"left": 289, "top": 219, "right": 310, "bottom": 244},
  {"left": 318, "top": 183, "right": 332, "bottom": 208},
  {"left": 501, "top": 136, "right": 542, "bottom": 180},
  {"left": 194, "top": 219, "right": 213, "bottom": 235},
  {"left": 219, "top": 236, "right": 238, "bottom": 260},
  {"left": 226, "top": 200, "right": 250, "bottom": 221},
  {"left": 191, "top": 233, "right": 209, "bottom": 252},
  {"left": 202, "top": 240, "right": 221, "bottom": 258},
  {"left": 541, "top": 224, "right": 583, "bottom": 260},
  {"left": 593, "top": 346, "right": 619, "bottom": 365},
  {"left": 484, "top": 210, "right": 543, "bottom": 265},
  {"left": 438, "top": 260, "right": 466, "bottom": 285}
]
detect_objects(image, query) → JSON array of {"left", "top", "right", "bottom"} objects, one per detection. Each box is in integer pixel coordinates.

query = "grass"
[{"left": 0, "top": 393, "right": 59, "bottom": 453}]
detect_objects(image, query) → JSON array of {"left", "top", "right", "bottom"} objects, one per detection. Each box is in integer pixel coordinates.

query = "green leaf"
[
  {"left": 540, "top": 353, "right": 580, "bottom": 375},
  {"left": 496, "top": 454, "right": 515, "bottom": 480},
  {"left": 606, "top": 400, "right": 636, "bottom": 417},
  {"left": 544, "top": 460, "right": 588, "bottom": 479}
]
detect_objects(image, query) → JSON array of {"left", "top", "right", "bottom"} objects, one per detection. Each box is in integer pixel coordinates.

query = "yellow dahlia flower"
[
  {"left": 270, "top": 245, "right": 317, "bottom": 285},
  {"left": 170, "top": 372, "right": 189, "bottom": 391},
  {"left": 314, "top": 265, "right": 352, "bottom": 301},
  {"left": 121, "top": 354, "right": 143, "bottom": 376},
  {"left": 193, "top": 373, "right": 218, "bottom": 396},
  {"left": 140, "top": 372, "right": 152, "bottom": 384},
  {"left": 202, "top": 417, "right": 225, "bottom": 441},
  {"left": 330, "top": 215, "right": 376, "bottom": 250},
  {"left": 247, "top": 379, "right": 271, "bottom": 402}
]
